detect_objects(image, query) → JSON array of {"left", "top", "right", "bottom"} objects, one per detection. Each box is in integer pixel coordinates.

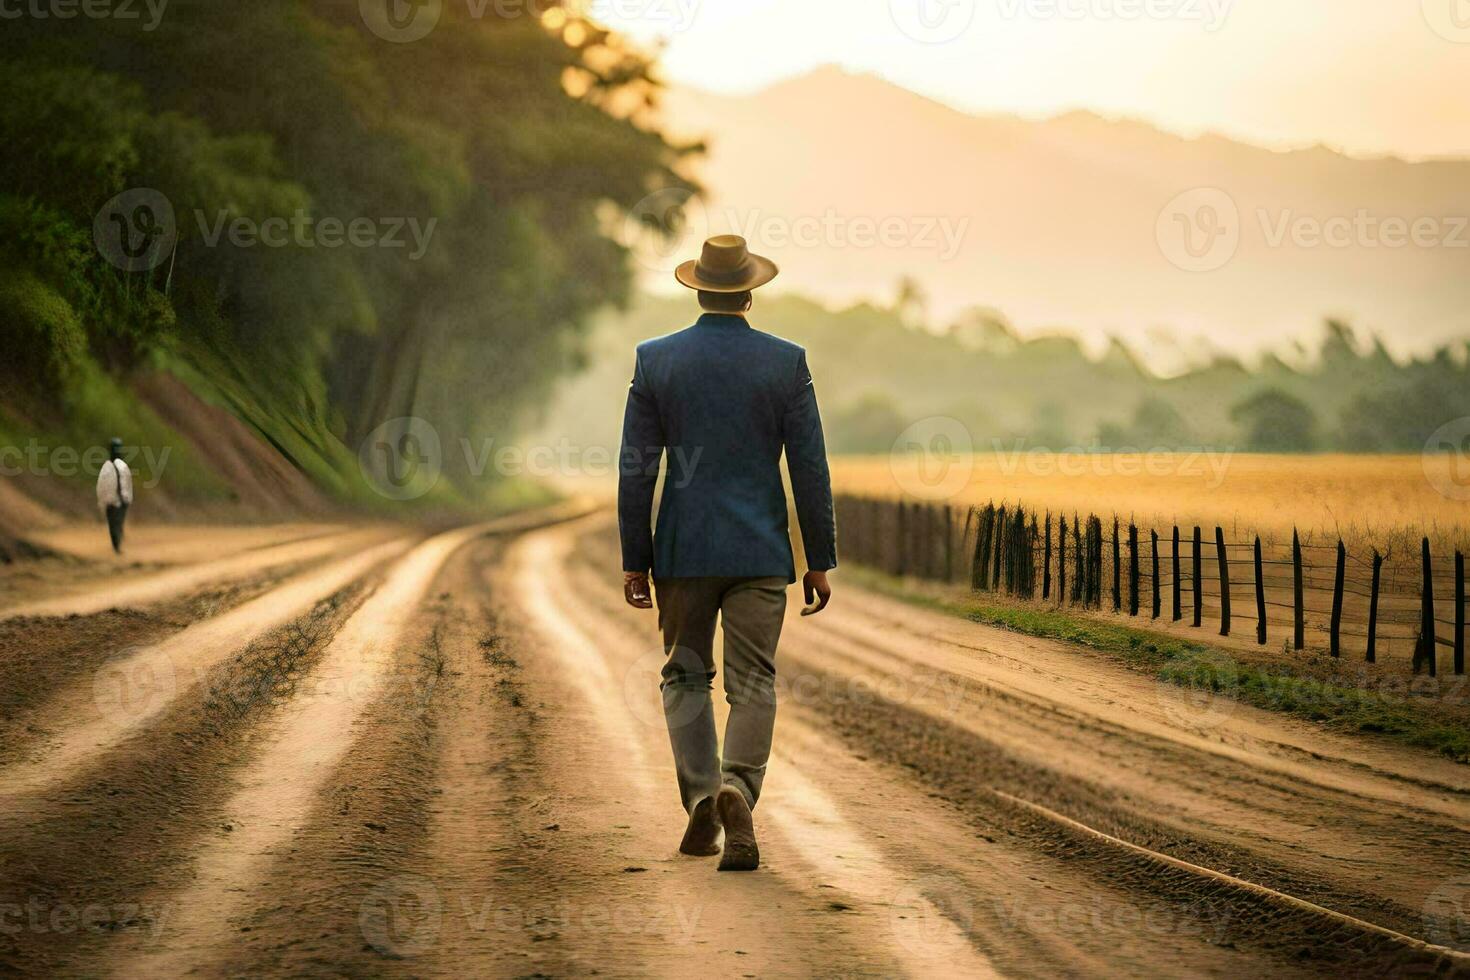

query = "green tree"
[
  {"left": 828, "top": 394, "right": 908, "bottom": 454},
  {"left": 1230, "top": 388, "right": 1318, "bottom": 452},
  {"left": 0, "top": 2, "right": 698, "bottom": 499}
]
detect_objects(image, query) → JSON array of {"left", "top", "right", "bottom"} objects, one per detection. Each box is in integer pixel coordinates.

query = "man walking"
[
  {"left": 96, "top": 438, "right": 134, "bottom": 555},
  {"left": 619, "top": 235, "right": 836, "bottom": 872}
]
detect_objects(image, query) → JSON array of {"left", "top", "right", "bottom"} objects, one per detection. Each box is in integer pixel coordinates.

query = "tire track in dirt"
[
  {"left": 814, "top": 587, "right": 1470, "bottom": 805},
  {"left": 0, "top": 535, "right": 418, "bottom": 801},
  {"left": 779, "top": 611, "right": 1470, "bottom": 939},
  {"left": 764, "top": 721, "right": 1289, "bottom": 978},
  {"left": 26, "top": 522, "right": 348, "bottom": 567},
  {"left": 99, "top": 522, "right": 498, "bottom": 978},
  {"left": 0, "top": 526, "right": 391, "bottom": 621},
  {"left": 0, "top": 580, "right": 369, "bottom": 977},
  {"left": 0, "top": 575, "right": 277, "bottom": 751},
  {"left": 782, "top": 653, "right": 1469, "bottom": 974}
]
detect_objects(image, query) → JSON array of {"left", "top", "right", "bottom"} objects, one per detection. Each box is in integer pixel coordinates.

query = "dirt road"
[{"left": 2, "top": 511, "right": 1468, "bottom": 978}]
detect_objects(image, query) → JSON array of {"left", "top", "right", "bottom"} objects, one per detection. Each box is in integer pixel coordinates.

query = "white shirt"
[{"left": 97, "top": 459, "right": 134, "bottom": 510}]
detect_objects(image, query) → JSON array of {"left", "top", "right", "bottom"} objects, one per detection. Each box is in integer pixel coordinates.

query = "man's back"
[{"left": 618, "top": 312, "right": 835, "bottom": 583}]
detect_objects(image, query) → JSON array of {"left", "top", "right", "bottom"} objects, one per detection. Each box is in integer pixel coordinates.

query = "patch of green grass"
[{"left": 844, "top": 566, "right": 1470, "bottom": 763}]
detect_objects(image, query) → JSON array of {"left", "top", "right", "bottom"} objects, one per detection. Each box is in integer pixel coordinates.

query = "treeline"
[
  {"left": 0, "top": 0, "right": 695, "bottom": 503},
  {"left": 539, "top": 294, "right": 1470, "bottom": 456}
]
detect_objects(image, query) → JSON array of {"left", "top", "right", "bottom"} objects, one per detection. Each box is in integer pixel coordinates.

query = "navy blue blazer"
[{"left": 618, "top": 313, "right": 837, "bottom": 583}]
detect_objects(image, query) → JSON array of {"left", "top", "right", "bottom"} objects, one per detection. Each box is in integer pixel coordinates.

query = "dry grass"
[{"left": 836, "top": 452, "right": 1470, "bottom": 555}]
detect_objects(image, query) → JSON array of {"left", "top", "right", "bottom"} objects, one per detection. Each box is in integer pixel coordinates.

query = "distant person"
[
  {"left": 96, "top": 438, "right": 134, "bottom": 555},
  {"left": 619, "top": 235, "right": 837, "bottom": 872}
]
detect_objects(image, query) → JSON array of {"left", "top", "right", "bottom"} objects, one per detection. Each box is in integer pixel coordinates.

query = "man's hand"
[
  {"left": 624, "top": 571, "right": 653, "bottom": 610},
  {"left": 800, "top": 570, "right": 832, "bottom": 616}
]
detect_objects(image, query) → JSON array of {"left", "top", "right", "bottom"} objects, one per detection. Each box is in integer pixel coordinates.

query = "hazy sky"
[{"left": 596, "top": 0, "right": 1470, "bottom": 159}]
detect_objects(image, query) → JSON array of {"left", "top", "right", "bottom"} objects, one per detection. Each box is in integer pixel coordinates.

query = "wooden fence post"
[
  {"left": 992, "top": 506, "right": 1006, "bottom": 592},
  {"left": 1152, "top": 530, "right": 1161, "bottom": 619},
  {"left": 1028, "top": 515, "right": 1039, "bottom": 598},
  {"left": 1112, "top": 517, "right": 1122, "bottom": 612},
  {"left": 1083, "top": 517, "right": 1093, "bottom": 608},
  {"left": 921, "top": 503, "right": 933, "bottom": 579},
  {"left": 930, "top": 504, "right": 940, "bottom": 579},
  {"left": 1330, "top": 540, "right": 1345, "bottom": 658},
  {"left": 928, "top": 504, "right": 940, "bottom": 580},
  {"left": 1254, "top": 536, "right": 1266, "bottom": 646},
  {"left": 1090, "top": 516, "right": 1104, "bottom": 609},
  {"left": 1215, "top": 527, "right": 1231, "bottom": 637},
  {"left": 867, "top": 499, "right": 876, "bottom": 570},
  {"left": 1171, "top": 527, "right": 1182, "bottom": 622},
  {"left": 1003, "top": 507, "right": 1019, "bottom": 594},
  {"left": 1457, "top": 551, "right": 1465, "bottom": 676},
  {"left": 1192, "top": 526, "right": 1203, "bottom": 628},
  {"left": 1367, "top": 549, "right": 1382, "bottom": 664},
  {"left": 1292, "top": 530, "right": 1304, "bottom": 652},
  {"left": 896, "top": 500, "right": 907, "bottom": 578},
  {"left": 1043, "top": 513, "right": 1053, "bottom": 600},
  {"left": 1074, "top": 517, "right": 1085, "bottom": 605},
  {"left": 1058, "top": 516, "right": 1068, "bottom": 605},
  {"left": 971, "top": 505, "right": 990, "bottom": 591},
  {"left": 1127, "top": 523, "right": 1139, "bottom": 616},
  {"left": 943, "top": 504, "right": 954, "bottom": 583},
  {"left": 1422, "top": 537, "right": 1437, "bottom": 678},
  {"left": 914, "top": 503, "right": 925, "bottom": 578}
]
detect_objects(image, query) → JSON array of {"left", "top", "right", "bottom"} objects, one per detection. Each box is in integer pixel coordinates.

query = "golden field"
[{"left": 837, "top": 452, "right": 1470, "bottom": 553}]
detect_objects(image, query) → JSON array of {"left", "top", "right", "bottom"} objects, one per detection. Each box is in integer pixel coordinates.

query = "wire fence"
[{"left": 835, "top": 494, "right": 1469, "bottom": 676}]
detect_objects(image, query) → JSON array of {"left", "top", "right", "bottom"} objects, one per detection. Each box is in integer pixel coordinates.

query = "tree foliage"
[{"left": 0, "top": 1, "right": 698, "bottom": 493}]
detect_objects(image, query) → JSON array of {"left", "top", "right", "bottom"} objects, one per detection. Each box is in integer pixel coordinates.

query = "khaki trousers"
[{"left": 653, "top": 576, "right": 788, "bottom": 812}]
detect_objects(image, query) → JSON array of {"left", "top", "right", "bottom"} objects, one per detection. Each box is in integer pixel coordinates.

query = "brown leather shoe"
[
  {"left": 716, "top": 786, "right": 759, "bottom": 871},
  {"left": 679, "top": 795, "right": 721, "bottom": 856}
]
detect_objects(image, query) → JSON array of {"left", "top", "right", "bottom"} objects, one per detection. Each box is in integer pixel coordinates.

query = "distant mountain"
[{"left": 651, "top": 67, "right": 1470, "bottom": 364}]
